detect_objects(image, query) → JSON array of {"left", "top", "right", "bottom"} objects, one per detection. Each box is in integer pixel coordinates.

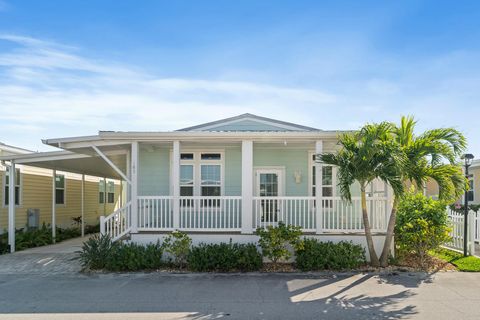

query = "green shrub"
[
  {"left": 295, "top": 239, "right": 366, "bottom": 271},
  {"left": 56, "top": 227, "right": 81, "bottom": 242},
  {"left": 163, "top": 230, "right": 192, "bottom": 268},
  {"left": 85, "top": 223, "right": 100, "bottom": 235},
  {"left": 396, "top": 192, "right": 451, "bottom": 266},
  {"left": 78, "top": 234, "right": 117, "bottom": 270},
  {"left": 255, "top": 222, "right": 303, "bottom": 265},
  {"left": 16, "top": 224, "right": 53, "bottom": 250},
  {"left": 105, "top": 241, "right": 164, "bottom": 271},
  {"left": 188, "top": 241, "right": 262, "bottom": 272}
]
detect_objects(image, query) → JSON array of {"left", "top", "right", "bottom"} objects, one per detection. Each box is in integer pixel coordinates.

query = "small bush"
[
  {"left": 105, "top": 241, "right": 164, "bottom": 271},
  {"left": 79, "top": 234, "right": 164, "bottom": 271},
  {"left": 84, "top": 223, "right": 100, "bottom": 234},
  {"left": 296, "top": 239, "right": 366, "bottom": 271},
  {"left": 56, "top": 227, "right": 81, "bottom": 242},
  {"left": 79, "top": 234, "right": 117, "bottom": 270},
  {"left": 162, "top": 230, "right": 192, "bottom": 268},
  {"left": 188, "top": 241, "right": 262, "bottom": 272},
  {"left": 396, "top": 192, "right": 451, "bottom": 267},
  {"left": 256, "top": 222, "right": 303, "bottom": 265}
]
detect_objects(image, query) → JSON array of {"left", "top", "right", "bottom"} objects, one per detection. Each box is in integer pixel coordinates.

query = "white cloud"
[{"left": 0, "top": 35, "right": 337, "bottom": 150}]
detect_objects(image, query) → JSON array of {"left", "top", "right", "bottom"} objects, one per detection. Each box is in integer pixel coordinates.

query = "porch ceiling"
[{"left": 0, "top": 151, "right": 126, "bottom": 180}]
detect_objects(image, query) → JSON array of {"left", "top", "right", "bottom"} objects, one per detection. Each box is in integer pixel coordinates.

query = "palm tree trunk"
[
  {"left": 379, "top": 197, "right": 399, "bottom": 267},
  {"left": 361, "top": 186, "right": 380, "bottom": 267}
]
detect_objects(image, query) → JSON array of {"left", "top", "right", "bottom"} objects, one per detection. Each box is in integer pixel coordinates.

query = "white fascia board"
[
  {"left": 0, "top": 144, "right": 33, "bottom": 154},
  {"left": 0, "top": 151, "right": 90, "bottom": 163}
]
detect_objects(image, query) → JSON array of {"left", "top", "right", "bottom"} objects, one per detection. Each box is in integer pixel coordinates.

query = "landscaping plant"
[
  {"left": 162, "top": 230, "right": 192, "bottom": 268},
  {"left": 255, "top": 222, "right": 303, "bottom": 267},
  {"left": 395, "top": 192, "right": 451, "bottom": 268},
  {"left": 78, "top": 234, "right": 117, "bottom": 270},
  {"left": 187, "top": 241, "right": 262, "bottom": 272},
  {"left": 295, "top": 239, "right": 366, "bottom": 271}
]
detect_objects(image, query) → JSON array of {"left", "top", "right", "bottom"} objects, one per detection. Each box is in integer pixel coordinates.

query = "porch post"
[
  {"left": 241, "top": 140, "right": 253, "bottom": 234},
  {"left": 52, "top": 169, "right": 56, "bottom": 243},
  {"left": 315, "top": 140, "right": 323, "bottom": 234},
  {"left": 81, "top": 174, "right": 85, "bottom": 237},
  {"left": 8, "top": 161, "right": 16, "bottom": 253},
  {"left": 131, "top": 142, "right": 139, "bottom": 233},
  {"left": 172, "top": 140, "right": 181, "bottom": 229}
]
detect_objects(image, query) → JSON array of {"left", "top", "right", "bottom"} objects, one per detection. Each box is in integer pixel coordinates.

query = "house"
[
  {"left": 0, "top": 142, "right": 122, "bottom": 249},
  {"left": 0, "top": 114, "right": 392, "bottom": 253}
]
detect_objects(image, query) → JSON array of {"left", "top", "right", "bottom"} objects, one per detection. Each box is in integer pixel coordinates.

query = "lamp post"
[{"left": 462, "top": 153, "right": 474, "bottom": 256}]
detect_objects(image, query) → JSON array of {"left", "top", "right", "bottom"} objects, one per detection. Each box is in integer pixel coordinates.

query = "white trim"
[
  {"left": 131, "top": 142, "right": 139, "bottom": 233},
  {"left": 241, "top": 140, "right": 253, "bottom": 234},
  {"left": 315, "top": 141, "right": 323, "bottom": 234},
  {"left": 8, "top": 161, "right": 16, "bottom": 252},
  {"left": 52, "top": 169, "right": 56, "bottom": 242},
  {"left": 91, "top": 145, "right": 131, "bottom": 184}
]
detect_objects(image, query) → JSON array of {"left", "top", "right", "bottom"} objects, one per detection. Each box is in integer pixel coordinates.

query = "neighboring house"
[
  {"left": 0, "top": 142, "right": 121, "bottom": 237},
  {"left": 1, "top": 114, "right": 392, "bottom": 253}
]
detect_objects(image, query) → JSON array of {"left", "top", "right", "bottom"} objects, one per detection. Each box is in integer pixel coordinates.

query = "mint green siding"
[
  {"left": 206, "top": 119, "right": 294, "bottom": 132},
  {"left": 224, "top": 146, "right": 242, "bottom": 196},
  {"left": 253, "top": 148, "right": 309, "bottom": 196},
  {"left": 138, "top": 147, "right": 170, "bottom": 196}
]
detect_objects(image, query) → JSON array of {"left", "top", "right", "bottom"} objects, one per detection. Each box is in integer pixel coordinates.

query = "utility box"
[{"left": 27, "top": 208, "right": 40, "bottom": 229}]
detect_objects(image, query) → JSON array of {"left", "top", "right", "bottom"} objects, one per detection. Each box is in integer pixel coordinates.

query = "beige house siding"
[{"left": 0, "top": 163, "right": 121, "bottom": 232}]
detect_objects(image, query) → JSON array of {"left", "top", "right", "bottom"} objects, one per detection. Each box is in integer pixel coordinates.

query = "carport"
[{"left": 0, "top": 148, "right": 129, "bottom": 253}]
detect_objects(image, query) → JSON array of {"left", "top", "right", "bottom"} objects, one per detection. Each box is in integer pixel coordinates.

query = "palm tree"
[
  {"left": 378, "top": 116, "right": 466, "bottom": 266},
  {"left": 319, "top": 122, "right": 404, "bottom": 266}
]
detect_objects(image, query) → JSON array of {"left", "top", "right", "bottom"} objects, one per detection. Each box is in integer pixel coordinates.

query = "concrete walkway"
[{"left": 0, "top": 236, "right": 89, "bottom": 275}]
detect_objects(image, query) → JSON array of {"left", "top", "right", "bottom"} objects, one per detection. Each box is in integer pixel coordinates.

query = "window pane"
[
  {"left": 180, "top": 165, "right": 194, "bottom": 185},
  {"left": 15, "top": 187, "right": 20, "bottom": 205},
  {"left": 4, "top": 186, "right": 8, "bottom": 205},
  {"left": 201, "top": 165, "right": 220, "bottom": 185},
  {"left": 312, "top": 166, "right": 316, "bottom": 186},
  {"left": 201, "top": 186, "right": 221, "bottom": 196},
  {"left": 180, "top": 186, "right": 193, "bottom": 196},
  {"left": 181, "top": 153, "right": 194, "bottom": 160},
  {"left": 107, "top": 181, "right": 115, "bottom": 193},
  {"left": 201, "top": 153, "right": 221, "bottom": 160},
  {"left": 322, "top": 187, "right": 333, "bottom": 197},
  {"left": 56, "top": 189, "right": 65, "bottom": 204},
  {"left": 15, "top": 169, "right": 20, "bottom": 186},
  {"left": 99, "top": 180, "right": 106, "bottom": 191},
  {"left": 55, "top": 175, "right": 65, "bottom": 189},
  {"left": 468, "top": 190, "right": 474, "bottom": 202},
  {"left": 322, "top": 166, "right": 332, "bottom": 186},
  {"left": 99, "top": 192, "right": 105, "bottom": 203},
  {"left": 107, "top": 193, "right": 115, "bottom": 203}
]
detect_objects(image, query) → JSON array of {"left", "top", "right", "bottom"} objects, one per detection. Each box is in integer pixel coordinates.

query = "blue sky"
[{"left": 0, "top": 0, "right": 479, "bottom": 155}]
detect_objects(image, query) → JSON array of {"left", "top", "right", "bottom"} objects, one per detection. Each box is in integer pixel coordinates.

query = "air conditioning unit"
[{"left": 27, "top": 208, "right": 40, "bottom": 229}]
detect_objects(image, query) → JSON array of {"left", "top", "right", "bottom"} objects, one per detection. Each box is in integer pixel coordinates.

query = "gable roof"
[
  {"left": 0, "top": 142, "right": 33, "bottom": 155},
  {"left": 177, "top": 113, "right": 321, "bottom": 132}
]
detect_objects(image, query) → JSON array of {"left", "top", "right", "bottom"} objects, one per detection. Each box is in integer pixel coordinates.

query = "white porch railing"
[
  {"left": 179, "top": 196, "right": 242, "bottom": 231},
  {"left": 102, "top": 196, "right": 390, "bottom": 239},
  {"left": 138, "top": 196, "right": 174, "bottom": 230},
  {"left": 322, "top": 197, "right": 388, "bottom": 232},
  {"left": 253, "top": 197, "right": 316, "bottom": 231},
  {"left": 100, "top": 201, "right": 132, "bottom": 241}
]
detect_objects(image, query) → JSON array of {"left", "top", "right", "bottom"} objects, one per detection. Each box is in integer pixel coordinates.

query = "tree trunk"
[
  {"left": 379, "top": 197, "right": 399, "bottom": 267},
  {"left": 361, "top": 185, "right": 380, "bottom": 267}
]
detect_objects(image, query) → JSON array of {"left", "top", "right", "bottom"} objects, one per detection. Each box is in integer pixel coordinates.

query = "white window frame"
[
  {"left": 99, "top": 179, "right": 106, "bottom": 204},
  {"left": 2, "top": 166, "right": 22, "bottom": 207},
  {"left": 171, "top": 149, "right": 225, "bottom": 197},
  {"left": 107, "top": 180, "right": 115, "bottom": 204},
  {"left": 55, "top": 173, "right": 66, "bottom": 206},
  {"left": 308, "top": 151, "right": 334, "bottom": 198}
]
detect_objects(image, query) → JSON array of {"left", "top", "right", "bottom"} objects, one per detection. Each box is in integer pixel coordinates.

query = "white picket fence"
[{"left": 446, "top": 208, "right": 476, "bottom": 255}]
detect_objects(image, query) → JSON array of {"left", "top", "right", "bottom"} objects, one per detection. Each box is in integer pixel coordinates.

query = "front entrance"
[{"left": 255, "top": 168, "right": 284, "bottom": 223}]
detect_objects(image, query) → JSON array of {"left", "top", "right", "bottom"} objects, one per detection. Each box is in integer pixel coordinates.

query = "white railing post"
[
  {"left": 100, "top": 216, "right": 105, "bottom": 235},
  {"left": 469, "top": 210, "right": 475, "bottom": 256},
  {"left": 172, "top": 140, "right": 181, "bottom": 229},
  {"left": 241, "top": 140, "right": 253, "bottom": 234},
  {"left": 131, "top": 142, "right": 139, "bottom": 233},
  {"left": 315, "top": 140, "right": 323, "bottom": 234},
  {"left": 8, "top": 161, "right": 16, "bottom": 253}
]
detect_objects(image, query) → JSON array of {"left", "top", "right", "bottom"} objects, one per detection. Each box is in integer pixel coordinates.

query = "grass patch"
[{"left": 430, "top": 248, "right": 480, "bottom": 272}]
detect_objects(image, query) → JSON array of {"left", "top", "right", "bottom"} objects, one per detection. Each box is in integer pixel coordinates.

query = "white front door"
[{"left": 255, "top": 168, "right": 284, "bottom": 223}]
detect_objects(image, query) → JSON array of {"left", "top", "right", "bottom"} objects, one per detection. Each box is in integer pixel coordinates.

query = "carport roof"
[{"left": 0, "top": 150, "right": 125, "bottom": 180}]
